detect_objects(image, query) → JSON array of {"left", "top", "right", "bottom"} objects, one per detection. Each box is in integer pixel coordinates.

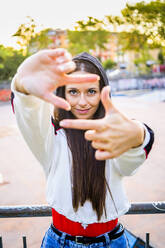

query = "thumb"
[
  {"left": 43, "top": 92, "right": 71, "bottom": 110},
  {"left": 101, "top": 86, "right": 117, "bottom": 115}
]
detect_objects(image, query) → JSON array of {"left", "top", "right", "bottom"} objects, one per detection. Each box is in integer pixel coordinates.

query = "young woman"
[{"left": 11, "top": 48, "right": 154, "bottom": 248}]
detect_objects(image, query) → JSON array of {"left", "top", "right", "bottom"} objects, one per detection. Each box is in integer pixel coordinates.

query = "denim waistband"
[{"left": 50, "top": 223, "right": 124, "bottom": 245}]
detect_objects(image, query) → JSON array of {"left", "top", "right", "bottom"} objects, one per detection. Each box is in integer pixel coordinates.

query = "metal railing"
[
  {"left": 1, "top": 202, "right": 165, "bottom": 218},
  {"left": 0, "top": 201, "right": 165, "bottom": 248}
]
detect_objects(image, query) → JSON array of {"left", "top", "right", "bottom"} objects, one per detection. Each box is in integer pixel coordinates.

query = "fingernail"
[
  {"left": 59, "top": 121, "right": 64, "bottom": 126},
  {"left": 60, "top": 120, "right": 67, "bottom": 127},
  {"left": 64, "top": 103, "right": 71, "bottom": 111},
  {"left": 66, "top": 105, "right": 71, "bottom": 111}
]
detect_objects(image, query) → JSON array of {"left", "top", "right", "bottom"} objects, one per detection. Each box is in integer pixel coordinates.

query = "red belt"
[{"left": 52, "top": 208, "right": 118, "bottom": 237}]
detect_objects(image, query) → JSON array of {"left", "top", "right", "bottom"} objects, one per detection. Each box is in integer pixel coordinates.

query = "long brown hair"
[{"left": 55, "top": 55, "right": 113, "bottom": 220}]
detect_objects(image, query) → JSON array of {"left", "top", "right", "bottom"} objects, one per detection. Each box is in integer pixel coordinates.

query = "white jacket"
[{"left": 11, "top": 76, "right": 152, "bottom": 225}]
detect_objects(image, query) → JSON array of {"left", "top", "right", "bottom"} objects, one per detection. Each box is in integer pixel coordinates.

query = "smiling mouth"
[{"left": 76, "top": 108, "right": 91, "bottom": 114}]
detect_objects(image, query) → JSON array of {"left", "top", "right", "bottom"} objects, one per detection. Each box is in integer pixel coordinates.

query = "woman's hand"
[
  {"left": 15, "top": 48, "right": 99, "bottom": 110},
  {"left": 60, "top": 86, "right": 145, "bottom": 160}
]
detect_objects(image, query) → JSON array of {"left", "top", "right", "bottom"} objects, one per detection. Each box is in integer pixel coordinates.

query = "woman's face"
[{"left": 65, "top": 71, "right": 101, "bottom": 119}]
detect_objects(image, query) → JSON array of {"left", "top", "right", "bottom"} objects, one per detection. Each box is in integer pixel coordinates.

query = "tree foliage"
[
  {"left": 106, "top": 0, "right": 165, "bottom": 49},
  {"left": 67, "top": 17, "right": 110, "bottom": 56},
  {"left": 75, "top": 16, "right": 105, "bottom": 31},
  {"left": 67, "top": 30, "right": 110, "bottom": 55},
  {"left": 29, "top": 28, "right": 53, "bottom": 52},
  {"left": 0, "top": 45, "right": 26, "bottom": 81},
  {"left": 13, "top": 17, "right": 37, "bottom": 55},
  {"left": 102, "top": 59, "right": 117, "bottom": 70},
  {"left": 122, "top": 0, "right": 165, "bottom": 47},
  {"left": 13, "top": 17, "right": 56, "bottom": 55},
  {"left": 118, "top": 31, "right": 148, "bottom": 51},
  {"left": 158, "top": 49, "right": 164, "bottom": 64}
]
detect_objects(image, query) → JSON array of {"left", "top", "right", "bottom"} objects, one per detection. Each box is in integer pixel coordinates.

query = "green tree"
[
  {"left": 67, "top": 16, "right": 110, "bottom": 56},
  {"left": 106, "top": 0, "right": 165, "bottom": 48},
  {"left": 67, "top": 30, "right": 110, "bottom": 55},
  {"left": 0, "top": 45, "right": 26, "bottom": 81},
  {"left": 0, "top": 45, "right": 14, "bottom": 58},
  {"left": 13, "top": 16, "right": 37, "bottom": 55},
  {"left": 158, "top": 49, "right": 164, "bottom": 64},
  {"left": 75, "top": 16, "right": 105, "bottom": 31},
  {"left": 105, "top": 1, "right": 165, "bottom": 72},
  {"left": 134, "top": 45, "right": 154, "bottom": 74},
  {"left": 29, "top": 28, "right": 53, "bottom": 52},
  {"left": 102, "top": 59, "right": 117, "bottom": 70},
  {"left": 118, "top": 31, "right": 148, "bottom": 52},
  {"left": 122, "top": 0, "right": 165, "bottom": 46}
]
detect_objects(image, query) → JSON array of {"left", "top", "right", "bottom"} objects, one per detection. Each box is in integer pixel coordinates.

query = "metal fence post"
[
  {"left": 0, "top": 237, "right": 3, "bottom": 248},
  {"left": 22, "top": 236, "right": 27, "bottom": 248},
  {"left": 145, "top": 233, "right": 150, "bottom": 248}
]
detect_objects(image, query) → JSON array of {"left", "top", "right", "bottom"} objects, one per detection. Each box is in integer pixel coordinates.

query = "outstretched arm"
[
  {"left": 15, "top": 48, "right": 99, "bottom": 110},
  {"left": 11, "top": 48, "right": 100, "bottom": 169},
  {"left": 60, "top": 86, "right": 152, "bottom": 160}
]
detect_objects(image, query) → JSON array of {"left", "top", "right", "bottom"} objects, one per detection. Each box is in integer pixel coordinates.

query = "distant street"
[{"left": 0, "top": 90, "right": 165, "bottom": 248}]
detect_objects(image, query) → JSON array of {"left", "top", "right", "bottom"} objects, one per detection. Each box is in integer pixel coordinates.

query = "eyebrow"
[
  {"left": 66, "top": 86, "right": 99, "bottom": 90},
  {"left": 66, "top": 87, "right": 78, "bottom": 90}
]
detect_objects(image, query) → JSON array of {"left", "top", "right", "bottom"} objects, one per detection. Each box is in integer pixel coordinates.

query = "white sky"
[{"left": 0, "top": 0, "right": 150, "bottom": 48}]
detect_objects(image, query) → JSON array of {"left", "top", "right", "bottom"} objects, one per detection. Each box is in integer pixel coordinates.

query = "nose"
[{"left": 78, "top": 93, "right": 87, "bottom": 107}]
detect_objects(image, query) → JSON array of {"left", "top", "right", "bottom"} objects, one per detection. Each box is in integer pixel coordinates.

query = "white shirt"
[{"left": 11, "top": 76, "right": 150, "bottom": 225}]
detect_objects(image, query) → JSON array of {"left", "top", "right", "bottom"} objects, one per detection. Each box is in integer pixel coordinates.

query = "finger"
[
  {"left": 95, "top": 150, "right": 115, "bottom": 160},
  {"left": 85, "top": 130, "right": 108, "bottom": 142},
  {"left": 43, "top": 92, "right": 71, "bottom": 110},
  {"left": 63, "top": 73, "right": 100, "bottom": 84},
  {"left": 56, "top": 61, "right": 76, "bottom": 74},
  {"left": 85, "top": 130, "right": 96, "bottom": 140},
  {"left": 60, "top": 118, "right": 103, "bottom": 130},
  {"left": 55, "top": 55, "right": 71, "bottom": 64},
  {"left": 47, "top": 48, "right": 66, "bottom": 59},
  {"left": 101, "top": 86, "right": 117, "bottom": 115},
  {"left": 91, "top": 141, "right": 109, "bottom": 150}
]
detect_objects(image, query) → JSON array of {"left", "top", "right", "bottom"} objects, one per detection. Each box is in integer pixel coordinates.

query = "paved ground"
[{"left": 0, "top": 90, "right": 165, "bottom": 248}]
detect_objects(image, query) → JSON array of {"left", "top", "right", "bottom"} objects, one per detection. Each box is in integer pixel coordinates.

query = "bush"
[
  {"left": 0, "top": 45, "right": 27, "bottom": 82},
  {"left": 0, "top": 52, "right": 26, "bottom": 81},
  {"left": 102, "top": 59, "right": 116, "bottom": 70}
]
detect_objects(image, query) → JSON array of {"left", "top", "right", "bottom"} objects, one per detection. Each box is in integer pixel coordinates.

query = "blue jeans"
[{"left": 41, "top": 224, "right": 130, "bottom": 248}]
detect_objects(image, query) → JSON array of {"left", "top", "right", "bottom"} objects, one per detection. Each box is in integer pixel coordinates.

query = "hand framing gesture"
[
  {"left": 60, "top": 86, "right": 145, "bottom": 160},
  {"left": 16, "top": 48, "right": 99, "bottom": 110}
]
